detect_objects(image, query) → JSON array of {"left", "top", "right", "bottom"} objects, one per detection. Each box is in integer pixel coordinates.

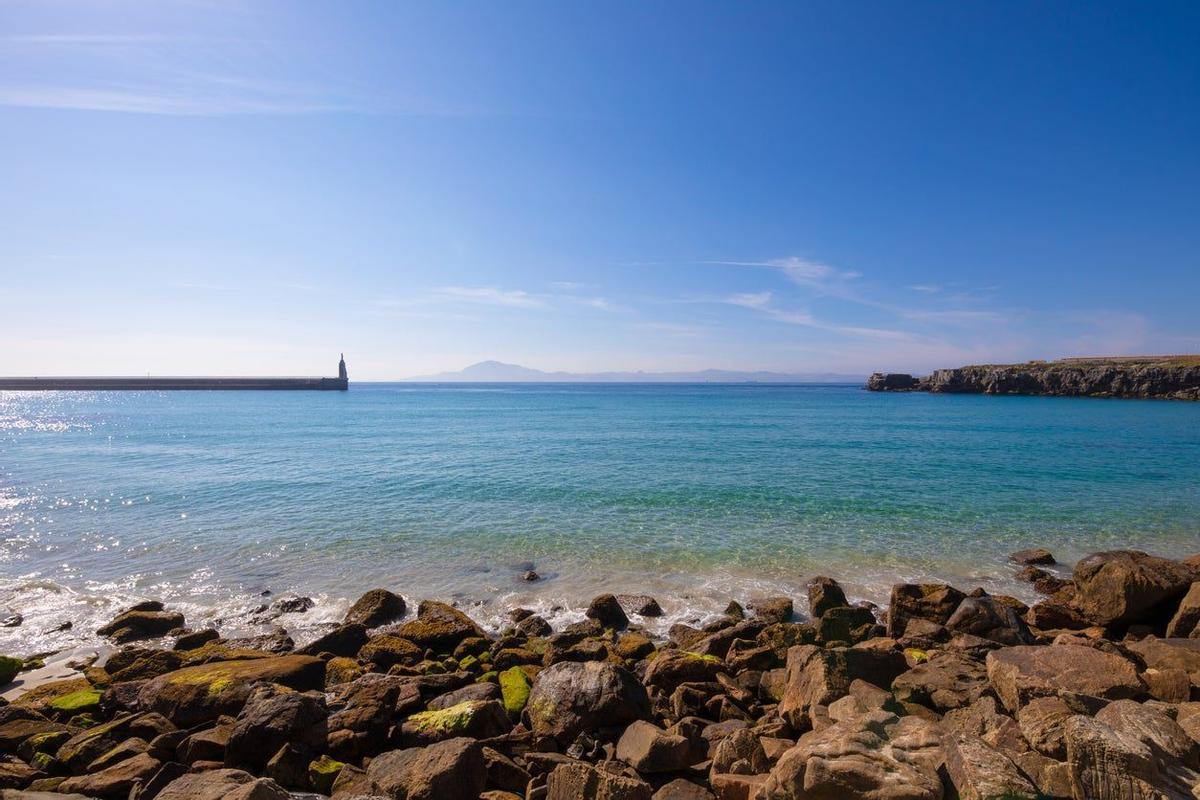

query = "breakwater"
[
  {"left": 0, "top": 355, "right": 349, "bottom": 391},
  {"left": 868, "top": 355, "right": 1200, "bottom": 400}
]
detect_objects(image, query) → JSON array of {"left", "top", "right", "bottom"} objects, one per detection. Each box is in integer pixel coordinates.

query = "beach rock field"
[{"left": 1, "top": 549, "right": 1199, "bottom": 799}]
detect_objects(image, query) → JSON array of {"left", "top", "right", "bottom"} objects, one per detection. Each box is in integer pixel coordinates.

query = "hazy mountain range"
[{"left": 405, "top": 360, "right": 865, "bottom": 383}]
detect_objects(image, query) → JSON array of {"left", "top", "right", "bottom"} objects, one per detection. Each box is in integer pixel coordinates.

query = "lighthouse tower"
[{"left": 338, "top": 353, "right": 348, "bottom": 382}]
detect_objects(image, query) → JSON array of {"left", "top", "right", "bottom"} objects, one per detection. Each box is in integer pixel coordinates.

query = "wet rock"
[
  {"left": 546, "top": 761, "right": 653, "bottom": 800},
  {"left": 1166, "top": 582, "right": 1200, "bottom": 638},
  {"left": 398, "top": 699, "right": 510, "bottom": 745},
  {"left": 154, "top": 767, "right": 289, "bottom": 800},
  {"left": 97, "top": 609, "right": 185, "bottom": 644},
  {"left": 358, "top": 634, "right": 423, "bottom": 671},
  {"left": 807, "top": 577, "right": 848, "bottom": 619},
  {"left": 751, "top": 597, "right": 794, "bottom": 624},
  {"left": 892, "top": 651, "right": 989, "bottom": 711},
  {"left": 1071, "top": 550, "right": 1197, "bottom": 627},
  {"left": 691, "top": 620, "right": 766, "bottom": 659},
  {"left": 760, "top": 710, "right": 943, "bottom": 800},
  {"left": 944, "top": 596, "right": 1033, "bottom": 646},
  {"left": 172, "top": 628, "right": 219, "bottom": 651},
  {"left": 344, "top": 589, "right": 406, "bottom": 628},
  {"left": 365, "top": 737, "right": 485, "bottom": 800},
  {"left": 270, "top": 596, "right": 314, "bottom": 615},
  {"left": 585, "top": 594, "right": 630, "bottom": 630},
  {"left": 886, "top": 583, "right": 967, "bottom": 638},
  {"left": 985, "top": 643, "right": 1144, "bottom": 713},
  {"left": 225, "top": 685, "right": 328, "bottom": 771},
  {"left": 522, "top": 570, "right": 540, "bottom": 581},
  {"left": 515, "top": 614, "right": 552, "bottom": 637},
  {"left": 524, "top": 660, "right": 650, "bottom": 744},
  {"left": 297, "top": 623, "right": 368, "bottom": 657},
  {"left": 943, "top": 732, "right": 1038, "bottom": 800},
  {"left": 618, "top": 594, "right": 664, "bottom": 617},
  {"left": 136, "top": 655, "right": 325, "bottom": 726},
  {"left": 395, "top": 601, "right": 486, "bottom": 652},
  {"left": 1010, "top": 548, "right": 1056, "bottom": 565},
  {"left": 616, "top": 720, "right": 694, "bottom": 773},
  {"left": 815, "top": 606, "right": 877, "bottom": 645},
  {"left": 57, "top": 751, "right": 161, "bottom": 798}
]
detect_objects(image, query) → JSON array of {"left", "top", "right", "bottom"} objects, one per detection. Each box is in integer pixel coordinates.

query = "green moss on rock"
[
  {"left": 499, "top": 666, "right": 531, "bottom": 716},
  {"left": 0, "top": 655, "right": 22, "bottom": 685},
  {"left": 405, "top": 700, "right": 484, "bottom": 735},
  {"left": 49, "top": 688, "right": 102, "bottom": 714},
  {"left": 477, "top": 670, "right": 498, "bottom": 684},
  {"left": 308, "top": 755, "right": 345, "bottom": 794}
]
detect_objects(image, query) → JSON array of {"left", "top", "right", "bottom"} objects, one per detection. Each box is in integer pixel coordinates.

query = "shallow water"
[{"left": 2, "top": 383, "right": 1198, "bottom": 656}]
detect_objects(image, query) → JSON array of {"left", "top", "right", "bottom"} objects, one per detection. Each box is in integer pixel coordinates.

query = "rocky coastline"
[
  {"left": 867, "top": 355, "right": 1200, "bottom": 400},
  {"left": 0, "top": 549, "right": 1199, "bottom": 799}
]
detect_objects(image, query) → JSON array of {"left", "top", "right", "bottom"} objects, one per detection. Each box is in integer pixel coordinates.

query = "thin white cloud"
[
  {"left": 909, "top": 284, "right": 942, "bottom": 293},
  {"left": 435, "top": 286, "right": 547, "bottom": 309},
  {"left": 724, "top": 291, "right": 910, "bottom": 341},
  {"left": 0, "top": 85, "right": 352, "bottom": 116}
]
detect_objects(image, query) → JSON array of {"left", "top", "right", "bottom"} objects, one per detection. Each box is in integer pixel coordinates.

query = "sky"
[{"left": 2, "top": 1, "right": 1198, "bottom": 379}]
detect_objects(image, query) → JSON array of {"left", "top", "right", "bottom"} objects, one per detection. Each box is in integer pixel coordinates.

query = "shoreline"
[{"left": 1, "top": 547, "right": 1197, "bottom": 797}]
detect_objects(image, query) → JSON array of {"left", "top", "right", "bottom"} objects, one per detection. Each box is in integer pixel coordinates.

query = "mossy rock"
[
  {"left": 21, "top": 657, "right": 45, "bottom": 672},
  {"left": 458, "top": 654, "right": 479, "bottom": 671},
  {"left": 11, "top": 677, "right": 93, "bottom": 713},
  {"left": 66, "top": 713, "right": 100, "bottom": 728},
  {"left": 325, "top": 656, "right": 364, "bottom": 687},
  {"left": 25, "top": 729, "right": 71, "bottom": 756},
  {"left": 614, "top": 632, "right": 656, "bottom": 660},
  {"left": 904, "top": 647, "right": 930, "bottom": 664},
  {"left": 400, "top": 698, "right": 509, "bottom": 744},
  {"left": 477, "top": 670, "right": 498, "bottom": 684},
  {"left": 498, "top": 666, "right": 531, "bottom": 716},
  {"left": 49, "top": 688, "right": 102, "bottom": 715},
  {"left": 30, "top": 752, "right": 62, "bottom": 773},
  {"left": 417, "top": 660, "right": 447, "bottom": 675},
  {"left": 0, "top": 655, "right": 22, "bottom": 685},
  {"left": 308, "top": 754, "right": 345, "bottom": 794}
]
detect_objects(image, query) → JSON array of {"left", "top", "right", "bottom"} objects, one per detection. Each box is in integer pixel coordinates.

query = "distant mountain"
[{"left": 406, "top": 360, "right": 864, "bottom": 383}]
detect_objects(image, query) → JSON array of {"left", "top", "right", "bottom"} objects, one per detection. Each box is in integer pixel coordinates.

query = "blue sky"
[{"left": 2, "top": 1, "right": 1198, "bottom": 379}]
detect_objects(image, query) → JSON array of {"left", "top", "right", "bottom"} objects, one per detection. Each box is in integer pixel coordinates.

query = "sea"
[{"left": 2, "top": 383, "right": 1198, "bottom": 658}]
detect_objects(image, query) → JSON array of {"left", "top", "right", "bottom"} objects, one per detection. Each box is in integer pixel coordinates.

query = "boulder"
[
  {"left": 365, "top": 737, "right": 485, "bottom": 800},
  {"left": 1016, "top": 696, "right": 1075, "bottom": 759},
  {"left": 57, "top": 751, "right": 161, "bottom": 798},
  {"left": 941, "top": 695, "right": 1026, "bottom": 755},
  {"left": 394, "top": 601, "right": 486, "bottom": 653},
  {"left": 616, "top": 720, "right": 694, "bottom": 773},
  {"left": 886, "top": 583, "right": 966, "bottom": 638},
  {"left": 644, "top": 651, "right": 724, "bottom": 692},
  {"left": 891, "top": 651, "right": 989, "bottom": 711},
  {"left": 1126, "top": 636, "right": 1200, "bottom": 689},
  {"left": 1010, "top": 548, "right": 1056, "bottom": 565},
  {"left": 759, "top": 710, "right": 944, "bottom": 800},
  {"left": 1071, "top": 550, "right": 1197, "bottom": 627},
  {"left": 154, "top": 768, "right": 289, "bottom": 800},
  {"left": 344, "top": 589, "right": 406, "bottom": 628},
  {"left": 1167, "top": 582, "right": 1200, "bottom": 638},
  {"left": 618, "top": 594, "right": 664, "bottom": 617},
  {"left": 297, "top": 623, "right": 368, "bottom": 657},
  {"left": 398, "top": 699, "right": 510, "bottom": 745},
  {"left": 711, "top": 774, "right": 768, "bottom": 800},
  {"left": 97, "top": 609, "right": 185, "bottom": 644},
  {"left": 136, "top": 655, "right": 325, "bottom": 726},
  {"left": 653, "top": 779, "right": 716, "bottom": 800},
  {"left": 586, "top": 594, "right": 630, "bottom": 630},
  {"left": 752, "top": 597, "right": 794, "bottom": 624},
  {"left": 943, "top": 732, "right": 1038, "bottom": 800},
  {"left": 225, "top": 686, "right": 328, "bottom": 771},
  {"left": 807, "top": 577, "right": 848, "bottom": 619},
  {"left": 944, "top": 597, "right": 1033, "bottom": 646},
  {"left": 710, "top": 728, "right": 769, "bottom": 775},
  {"left": 1063, "top": 715, "right": 1186, "bottom": 800},
  {"left": 815, "top": 606, "right": 877, "bottom": 645},
  {"left": 1095, "top": 699, "right": 1199, "bottom": 768},
  {"left": 985, "top": 644, "right": 1144, "bottom": 712},
  {"left": 547, "top": 761, "right": 653, "bottom": 800},
  {"left": 358, "top": 634, "right": 423, "bottom": 670},
  {"left": 524, "top": 660, "right": 650, "bottom": 744},
  {"left": 777, "top": 644, "right": 908, "bottom": 728},
  {"left": 427, "top": 681, "right": 501, "bottom": 710}
]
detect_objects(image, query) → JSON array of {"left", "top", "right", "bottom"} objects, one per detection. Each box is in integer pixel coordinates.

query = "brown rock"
[
  {"left": 394, "top": 601, "right": 486, "bottom": 653},
  {"left": 616, "top": 720, "right": 694, "bottom": 773},
  {"left": 57, "top": 752, "right": 161, "bottom": 798},
  {"left": 644, "top": 651, "right": 724, "bottom": 692},
  {"left": 943, "top": 732, "right": 1038, "bottom": 800},
  {"left": 1064, "top": 715, "right": 1184, "bottom": 800},
  {"left": 618, "top": 594, "right": 664, "bottom": 617},
  {"left": 398, "top": 698, "right": 510, "bottom": 745},
  {"left": 358, "top": 633, "right": 423, "bottom": 671},
  {"left": 546, "top": 761, "right": 652, "bottom": 800},
  {"left": 1010, "top": 548, "right": 1056, "bottom": 565},
  {"left": 154, "top": 768, "right": 289, "bottom": 800},
  {"left": 225, "top": 685, "right": 327, "bottom": 771},
  {"left": 365, "top": 737, "right": 485, "bottom": 800},
  {"left": 586, "top": 594, "right": 630, "bottom": 630},
  {"left": 1071, "top": 550, "right": 1197, "bottom": 627},
  {"left": 344, "top": 588, "right": 406, "bottom": 628},
  {"left": 1127, "top": 636, "right": 1200, "bottom": 689},
  {"left": 751, "top": 597, "right": 794, "bottom": 624},
  {"left": 886, "top": 583, "right": 967, "bottom": 639},
  {"left": 1016, "top": 696, "right": 1074, "bottom": 759},
  {"left": 711, "top": 773, "right": 768, "bottom": 800},
  {"left": 1167, "top": 582, "right": 1200, "bottom": 638},
  {"left": 985, "top": 644, "right": 1144, "bottom": 713},
  {"left": 710, "top": 728, "right": 769, "bottom": 774},
  {"left": 892, "top": 651, "right": 989, "bottom": 711},
  {"left": 1095, "top": 699, "right": 1200, "bottom": 767},
  {"left": 97, "top": 609, "right": 185, "bottom": 644},
  {"left": 777, "top": 643, "right": 908, "bottom": 728},
  {"left": 524, "top": 660, "right": 650, "bottom": 744},
  {"left": 944, "top": 597, "right": 1033, "bottom": 646},
  {"left": 807, "top": 576, "right": 848, "bottom": 619},
  {"left": 653, "top": 779, "right": 716, "bottom": 800},
  {"left": 297, "top": 623, "right": 368, "bottom": 657}
]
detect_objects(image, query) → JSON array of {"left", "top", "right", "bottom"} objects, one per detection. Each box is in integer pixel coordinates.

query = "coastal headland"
[
  {"left": 868, "top": 355, "right": 1200, "bottom": 400},
  {"left": 1, "top": 548, "right": 1198, "bottom": 798}
]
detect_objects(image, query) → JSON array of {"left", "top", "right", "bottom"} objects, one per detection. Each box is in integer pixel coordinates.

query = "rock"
[
  {"left": 56, "top": 714, "right": 142, "bottom": 772},
  {"left": 0, "top": 657, "right": 22, "bottom": 686},
  {"left": 1142, "top": 666, "right": 1192, "bottom": 703},
  {"left": 691, "top": 620, "right": 767, "bottom": 659},
  {"left": 943, "top": 732, "right": 1038, "bottom": 800},
  {"left": 1063, "top": 715, "right": 1186, "bottom": 800},
  {"left": 886, "top": 583, "right": 967, "bottom": 639},
  {"left": 752, "top": 597, "right": 794, "bottom": 624},
  {"left": 271, "top": 595, "right": 314, "bottom": 614},
  {"left": 97, "top": 609, "right": 185, "bottom": 644},
  {"left": 759, "top": 710, "right": 944, "bottom": 800},
  {"left": 394, "top": 601, "right": 486, "bottom": 652},
  {"left": 298, "top": 623, "right": 368, "bottom": 657},
  {"left": 546, "top": 762, "right": 652, "bottom": 800},
  {"left": 226, "top": 686, "right": 328, "bottom": 771},
  {"left": 585, "top": 594, "right": 630, "bottom": 630},
  {"left": 985, "top": 644, "right": 1144, "bottom": 713},
  {"left": 711, "top": 774, "right": 768, "bottom": 800},
  {"left": 815, "top": 605, "right": 877, "bottom": 645},
  {"left": 866, "top": 372, "right": 919, "bottom": 391},
  {"left": 941, "top": 695, "right": 1026, "bottom": 754},
  {"left": 173, "top": 628, "right": 219, "bottom": 651},
  {"left": 644, "top": 650, "right": 724, "bottom": 692},
  {"left": 522, "top": 570, "right": 539, "bottom": 581},
  {"left": 1016, "top": 696, "right": 1075, "bottom": 759},
  {"left": 891, "top": 651, "right": 989, "bottom": 711},
  {"left": 777, "top": 644, "right": 908, "bottom": 728},
  {"left": 498, "top": 666, "right": 531, "bottom": 716},
  {"left": 427, "top": 681, "right": 501, "bottom": 710},
  {"left": 616, "top": 720, "right": 694, "bottom": 773},
  {"left": 1071, "top": 550, "right": 1197, "bottom": 627},
  {"left": 1167, "top": 582, "right": 1200, "bottom": 638},
  {"left": 136, "top": 655, "right": 326, "bottom": 726},
  {"left": 57, "top": 751, "right": 161, "bottom": 798},
  {"left": 944, "top": 597, "right": 1033, "bottom": 646},
  {"left": 365, "top": 737, "right": 485, "bottom": 800},
  {"left": 515, "top": 614, "right": 552, "bottom": 637},
  {"left": 1126, "top": 636, "right": 1200, "bottom": 689},
  {"left": 1095, "top": 699, "right": 1200, "bottom": 767},
  {"left": 264, "top": 742, "right": 311, "bottom": 788},
  {"left": 710, "top": 728, "right": 769, "bottom": 775},
  {"left": 358, "top": 634, "right": 423, "bottom": 670},
  {"left": 344, "top": 589, "right": 406, "bottom": 628},
  {"left": 482, "top": 746, "right": 530, "bottom": 794},
  {"left": 1010, "top": 548, "right": 1056, "bottom": 565},
  {"left": 615, "top": 632, "right": 656, "bottom": 661},
  {"left": 524, "top": 660, "right": 650, "bottom": 744},
  {"left": 154, "top": 768, "right": 290, "bottom": 800},
  {"left": 618, "top": 594, "right": 664, "bottom": 617},
  {"left": 1024, "top": 601, "right": 1089, "bottom": 631},
  {"left": 807, "top": 577, "right": 848, "bottom": 618},
  {"left": 653, "top": 779, "right": 716, "bottom": 800},
  {"left": 399, "top": 699, "right": 510, "bottom": 745}
]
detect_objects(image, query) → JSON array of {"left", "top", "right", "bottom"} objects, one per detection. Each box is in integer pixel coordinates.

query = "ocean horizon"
[{"left": 2, "top": 382, "right": 1198, "bottom": 658}]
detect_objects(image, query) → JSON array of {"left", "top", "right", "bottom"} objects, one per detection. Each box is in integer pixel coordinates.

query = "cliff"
[{"left": 867, "top": 356, "right": 1200, "bottom": 400}]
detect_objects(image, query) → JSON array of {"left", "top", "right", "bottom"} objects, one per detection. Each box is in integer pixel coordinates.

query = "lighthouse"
[{"left": 338, "top": 353, "right": 348, "bottom": 382}]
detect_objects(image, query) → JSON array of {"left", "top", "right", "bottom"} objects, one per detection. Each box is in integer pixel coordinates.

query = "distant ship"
[{"left": 0, "top": 355, "right": 350, "bottom": 391}]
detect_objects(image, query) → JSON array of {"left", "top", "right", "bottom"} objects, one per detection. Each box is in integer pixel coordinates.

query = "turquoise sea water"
[{"left": 1, "top": 383, "right": 1198, "bottom": 656}]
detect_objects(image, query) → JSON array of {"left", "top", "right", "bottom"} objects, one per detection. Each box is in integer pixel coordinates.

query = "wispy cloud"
[
  {"left": 725, "top": 291, "right": 909, "bottom": 340},
  {"left": 0, "top": 84, "right": 355, "bottom": 116},
  {"left": 435, "top": 286, "right": 547, "bottom": 308},
  {"left": 909, "top": 284, "right": 942, "bottom": 293}
]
